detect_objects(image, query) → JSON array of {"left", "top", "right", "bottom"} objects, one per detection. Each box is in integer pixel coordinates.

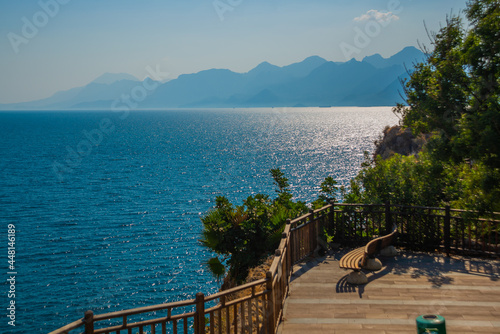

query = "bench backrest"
[{"left": 364, "top": 224, "right": 398, "bottom": 256}]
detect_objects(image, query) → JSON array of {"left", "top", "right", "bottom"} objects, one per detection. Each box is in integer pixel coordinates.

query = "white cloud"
[{"left": 354, "top": 10, "right": 400, "bottom": 23}]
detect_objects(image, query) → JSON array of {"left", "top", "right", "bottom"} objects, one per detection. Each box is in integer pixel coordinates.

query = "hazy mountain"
[
  {"left": 282, "top": 56, "right": 328, "bottom": 77},
  {"left": 0, "top": 85, "right": 85, "bottom": 110},
  {"left": 0, "top": 47, "right": 425, "bottom": 110},
  {"left": 142, "top": 69, "right": 244, "bottom": 108},
  {"left": 0, "top": 80, "right": 156, "bottom": 110},
  {"left": 0, "top": 73, "right": 143, "bottom": 110},
  {"left": 91, "top": 72, "right": 139, "bottom": 85},
  {"left": 362, "top": 53, "right": 386, "bottom": 69},
  {"left": 149, "top": 46, "right": 423, "bottom": 107},
  {"left": 246, "top": 61, "right": 281, "bottom": 77},
  {"left": 362, "top": 46, "right": 427, "bottom": 69}
]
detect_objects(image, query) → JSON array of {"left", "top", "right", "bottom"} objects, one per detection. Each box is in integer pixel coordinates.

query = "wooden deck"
[{"left": 278, "top": 250, "right": 500, "bottom": 334}]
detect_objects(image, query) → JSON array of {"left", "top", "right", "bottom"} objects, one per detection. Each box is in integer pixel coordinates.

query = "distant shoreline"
[{"left": 0, "top": 106, "right": 398, "bottom": 112}]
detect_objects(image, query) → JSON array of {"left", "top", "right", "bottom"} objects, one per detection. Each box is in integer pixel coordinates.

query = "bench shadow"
[
  {"left": 331, "top": 248, "right": 371, "bottom": 298},
  {"left": 336, "top": 274, "right": 366, "bottom": 298},
  {"left": 335, "top": 261, "right": 395, "bottom": 298}
]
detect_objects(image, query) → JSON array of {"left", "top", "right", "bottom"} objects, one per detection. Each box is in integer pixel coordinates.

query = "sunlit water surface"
[{"left": 0, "top": 107, "right": 398, "bottom": 333}]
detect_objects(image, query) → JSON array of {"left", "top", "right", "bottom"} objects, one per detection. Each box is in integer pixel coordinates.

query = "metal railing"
[{"left": 49, "top": 203, "right": 499, "bottom": 334}]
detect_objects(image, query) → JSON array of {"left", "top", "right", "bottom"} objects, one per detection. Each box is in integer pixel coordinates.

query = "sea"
[{"left": 0, "top": 107, "right": 398, "bottom": 333}]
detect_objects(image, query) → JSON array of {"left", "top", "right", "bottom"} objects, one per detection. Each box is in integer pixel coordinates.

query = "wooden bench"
[{"left": 339, "top": 224, "right": 398, "bottom": 284}]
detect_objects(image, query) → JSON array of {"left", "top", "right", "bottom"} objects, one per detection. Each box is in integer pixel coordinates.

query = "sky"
[{"left": 0, "top": 0, "right": 468, "bottom": 104}]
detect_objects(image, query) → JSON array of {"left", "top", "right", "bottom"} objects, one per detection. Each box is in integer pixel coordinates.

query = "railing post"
[
  {"left": 195, "top": 292, "right": 205, "bottom": 334},
  {"left": 385, "top": 201, "right": 392, "bottom": 235},
  {"left": 286, "top": 219, "right": 293, "bottom": 266},
  {"left": 444, "top": 205, "right": 451, "bottom": 257},
  {"left": 84, "top": 310, "right": 94, "bottom": 334},
  {"left": 368, "top": 204, "right": 374, "bottom": 237},
  {"left": 328, "top": 200, "right": 335, "bottom": 237},
  {"left": 335, "top": 202, "right": 345, "bottom": 243},
  {"left": 284, "top": 220, "right": 291, "bottom": 277},
  {"left": 309, "top": 209, "right": 316, "bottom": 252},
  {"left": 266, "top": 271, "right": 275, "bottom": 334}
]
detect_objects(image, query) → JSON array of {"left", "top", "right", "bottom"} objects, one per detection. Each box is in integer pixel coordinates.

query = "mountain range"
[{"left": 0, "top": 46, "right": 426, "bottom": 110}]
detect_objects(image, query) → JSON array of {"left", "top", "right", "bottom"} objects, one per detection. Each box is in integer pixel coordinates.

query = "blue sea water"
[{"left": 0, "top": 107, "right": 397, "bottom": 333}]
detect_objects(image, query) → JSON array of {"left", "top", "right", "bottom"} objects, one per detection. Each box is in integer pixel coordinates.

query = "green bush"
[{"left": 200, "top": 169, "right": 308, "bottom": 282}]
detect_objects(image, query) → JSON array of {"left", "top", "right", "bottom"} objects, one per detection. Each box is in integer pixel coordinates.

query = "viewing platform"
[
  {"left": 50, "top": 203, "right": 500, "bottom": 334},
  {"left": 279, "top": 250, "right": 500, "bottom": 334}
]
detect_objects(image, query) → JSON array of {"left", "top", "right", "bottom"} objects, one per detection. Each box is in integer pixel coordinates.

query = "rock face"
[
  {"left": 346, "top": 271, "right": 368, "bottom": 285},
  {"left": 373, "top": 125, "right": 430, "bottom": 160},
  {"left": 380, "top": 245, "right": 398, "bottom": 257},
  {"left": 364, "top": 258, "right": 383, "bottom": 271}
]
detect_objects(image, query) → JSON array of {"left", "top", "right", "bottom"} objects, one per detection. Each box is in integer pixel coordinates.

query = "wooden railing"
[{"left": 49, "top": 203, "right": 499, "bottom": 334}]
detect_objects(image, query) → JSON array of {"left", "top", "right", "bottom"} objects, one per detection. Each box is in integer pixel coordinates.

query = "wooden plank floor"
[{"left": 278, "top": 250, "right": 500, "bottom": 334}]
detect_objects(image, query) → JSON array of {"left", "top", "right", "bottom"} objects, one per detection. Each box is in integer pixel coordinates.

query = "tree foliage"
[
  {"left": 348, "top": 0, "right": 500, "bottom": 212},
  {"left": 200, "top": 169, "right": 308, "bottom": 282},
  {"left": 312, "top": 176, "right": 339, "bottom": 209},
  {"left": 395, "top": 0, "right": 500, "bottom": 167}
]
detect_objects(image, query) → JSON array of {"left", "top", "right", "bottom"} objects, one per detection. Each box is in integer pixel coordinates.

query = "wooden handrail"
[
  {"left": 48, "top": 319, "right": 85, "bottom": 334},
  {"left": 203, "top": 278, "right": 268, "bottom": 303},
  {"left": 92, "top": 298, "right": 196, "bottom": 321}
]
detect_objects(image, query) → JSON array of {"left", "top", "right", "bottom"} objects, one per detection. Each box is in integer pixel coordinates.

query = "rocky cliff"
[{"left": 373, "top": 125, "right": 430, "bottom": 160}]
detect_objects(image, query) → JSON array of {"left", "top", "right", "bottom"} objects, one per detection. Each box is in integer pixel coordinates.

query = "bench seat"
[
  {"left": 339, "top": 224, "right": 398, "bottom": 284},
  {"left": 339, "top": 247, "right": 364, "bottom": 270}
]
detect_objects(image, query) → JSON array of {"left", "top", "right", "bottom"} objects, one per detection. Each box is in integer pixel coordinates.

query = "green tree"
[
  {"left": 461, "top": 0, "right": 500, "bottom": 168},
  {"left": 205, "top": 257, "right": 226, "bottom": 284},
  {"left": 395, "top": 0, "right": 499, "bottom": 167},
  {"left": 312, "top": 176, "right": 339, "bottom": 209},
  {"left": 347, "top": 0, "right": 500, "bottom": 212},
  {"left": 394, "top": 15, "right": 469, "bottom": 163},
  {"left": 200, "top": 169, "right": 307, "bottom": 282},
  {"left": 270, "top": 168, "right": 290, "bottom": 194}
]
